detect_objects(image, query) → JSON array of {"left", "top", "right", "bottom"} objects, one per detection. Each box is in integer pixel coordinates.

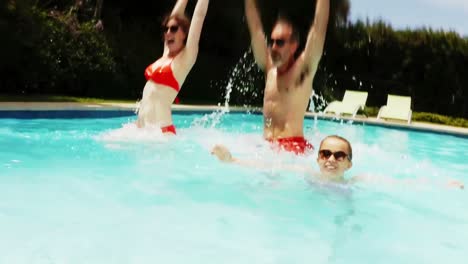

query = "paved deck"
[{"left": 1, "top": 102, "right": 467, "bottom": 137}]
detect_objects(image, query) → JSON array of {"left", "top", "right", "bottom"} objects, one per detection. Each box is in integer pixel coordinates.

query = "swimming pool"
[{"left": 1, "top": 111, "right": 467, "bottom": 263}]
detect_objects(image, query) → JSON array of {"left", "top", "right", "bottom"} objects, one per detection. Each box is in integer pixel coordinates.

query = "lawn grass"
[
  {"left": 363, "top": 106, "right": 468, "bottom": 128},
  {"left": 0, "top": 94, "right": 135, "bottom": 103},
  {"left": 0, "top": 94, "right": 217, "bottom": 105},
  {"left": 412, "top": 112, "right": 468, "bottom": 128}
]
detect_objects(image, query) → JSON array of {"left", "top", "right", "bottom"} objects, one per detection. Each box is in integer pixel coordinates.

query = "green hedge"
[
  {"left": 320, "top": 20, "right": 468, "bottom": 118},
  {"left": 1, "top": 1, "right": 117, "bottom": 96}
]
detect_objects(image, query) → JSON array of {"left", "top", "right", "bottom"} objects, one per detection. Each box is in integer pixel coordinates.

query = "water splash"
[
  {"left": 309, "top": 95, "right": 316, "bottom": 112},
  {"left": 96, "top": 122, "right": 169, "bottom": 143},
  {"left": 221, "top": 49, "right": 262, "bottom": 109},
  {"left": 309, "top": 92, "right": 328, "bottom": 113},
  {"left": 192, "top": 49, "right": 261, "bottom": 129},
  {"left": 191, "top": 110, "right": 226, "bottom": 129}
]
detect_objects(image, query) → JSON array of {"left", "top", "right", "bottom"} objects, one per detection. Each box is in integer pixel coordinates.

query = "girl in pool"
[
  {"left": 211, "top": 135, "right": 464, "bottom": 189},
  {"left": 212, "top": 135, "right": 353, "bottom": 182},
  {"left": 136, "top": 0, "right": 209, "bottom": 134}
]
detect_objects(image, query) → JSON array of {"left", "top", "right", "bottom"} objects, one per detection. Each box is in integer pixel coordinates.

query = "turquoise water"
[{"left": 0, "top": 112, "right": 467, "bottom": 264}]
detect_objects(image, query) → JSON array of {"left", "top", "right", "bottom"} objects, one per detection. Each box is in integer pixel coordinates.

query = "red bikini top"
[{"left": 144, "top": 59, "right": 180, "bottom": 93}]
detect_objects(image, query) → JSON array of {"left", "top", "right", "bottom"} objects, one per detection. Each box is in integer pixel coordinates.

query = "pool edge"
[{"left": 0, "top": 102, "right": 467, "bottom": 137}]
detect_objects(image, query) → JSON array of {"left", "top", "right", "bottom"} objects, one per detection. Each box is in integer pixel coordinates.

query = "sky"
[{"left": 350, "top": 0, "right": 468, "bottom": 36}]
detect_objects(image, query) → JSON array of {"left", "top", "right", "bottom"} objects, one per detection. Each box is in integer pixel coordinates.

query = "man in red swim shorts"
[
  {"left": 268, "top": 137, "right": 314, "bottom": 155},
  {"left": 244, "top": 0, "right": 329, "bottom": 154}
]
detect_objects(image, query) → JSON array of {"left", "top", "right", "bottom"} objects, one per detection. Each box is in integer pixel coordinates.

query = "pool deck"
[{"left": 1, "top": 102, "right": 467, "bottom": 137}]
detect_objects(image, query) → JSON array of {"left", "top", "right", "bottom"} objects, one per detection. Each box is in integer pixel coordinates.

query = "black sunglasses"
[
  {"left": 269, "top": 38, "right": 286, "bottom": 47},
  {"left": 164, "top": 25, "right": 179, "bottom": 33},
  {"left": 318, "top": 149, "right": 350, "bottom": 161}
]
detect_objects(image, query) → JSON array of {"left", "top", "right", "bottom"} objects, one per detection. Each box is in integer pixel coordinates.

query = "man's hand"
[{"left": 211, "top": 144, "right": 234, "bottom": 162}]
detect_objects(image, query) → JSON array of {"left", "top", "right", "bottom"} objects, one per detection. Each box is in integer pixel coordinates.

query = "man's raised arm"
[
  {"left": 302, "top": 0, "right": 329, "bottom": 70},
  {"left": 245, "top": 0, "right": 269, "bottom": 71}
]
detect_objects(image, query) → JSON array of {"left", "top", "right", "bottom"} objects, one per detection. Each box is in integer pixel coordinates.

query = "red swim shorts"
[
  {"left": 268, "top": 137, "right": 314, "bottom": 155},
  {"left": 161, "top": 124, "right": 176, "bottom": 135}
]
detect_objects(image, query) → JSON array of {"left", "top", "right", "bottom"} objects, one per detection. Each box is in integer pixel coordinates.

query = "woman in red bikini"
[{"left": 136, "top": 0, "right": 209, "bottom": 134}]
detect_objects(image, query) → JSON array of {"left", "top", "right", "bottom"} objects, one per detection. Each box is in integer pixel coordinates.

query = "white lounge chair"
[
  {"left": 377, "top": 94, "right": 412, "bottom": 124},
  {"left": 323, "top": 90, "right": 368, "bottom": 118}
]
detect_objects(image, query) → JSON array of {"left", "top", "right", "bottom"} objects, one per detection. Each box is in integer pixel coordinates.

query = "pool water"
[{"left": 0, "top": 112, "right": 467, "bottom": 264}]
